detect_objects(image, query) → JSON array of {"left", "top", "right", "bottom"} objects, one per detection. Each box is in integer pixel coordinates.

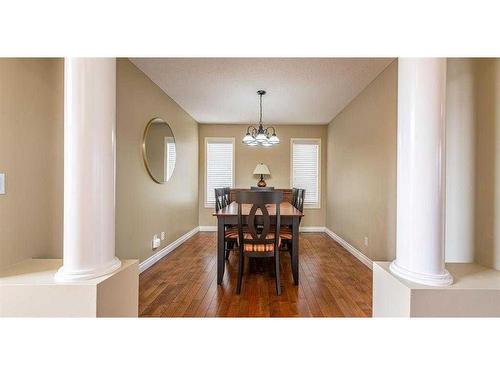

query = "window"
[
  {"left": 164, "top": 137, "right": 176, "bottom": 181},
  {"left": 205, "top": 137, "right": 235, "bottom": 207},
  {"left": 291, "top": 138, "right": 321, "bottom": 208}
]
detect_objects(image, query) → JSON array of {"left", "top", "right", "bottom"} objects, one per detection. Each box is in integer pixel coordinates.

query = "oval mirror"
[{"left": 142, "top": 117, "right": 176, "bottom": 183}]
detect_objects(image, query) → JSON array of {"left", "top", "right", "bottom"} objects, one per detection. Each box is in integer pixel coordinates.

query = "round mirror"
[{"left": 142, "top": 117, "right": 176, "bottom": 183}]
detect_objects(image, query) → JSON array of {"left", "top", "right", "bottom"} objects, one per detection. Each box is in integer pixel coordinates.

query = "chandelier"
[{"left": 242, "top": 90, "right": 280, "bottom": 147}]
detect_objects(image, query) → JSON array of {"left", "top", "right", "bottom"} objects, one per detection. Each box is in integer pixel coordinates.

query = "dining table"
[{"left": 213, "top": 201, "right": 304, "bottom": 285}]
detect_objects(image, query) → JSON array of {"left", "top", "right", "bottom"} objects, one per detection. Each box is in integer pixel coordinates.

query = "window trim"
[
  {"left": 290, "top": 138, "right": 321, "bottom": 209},
  {"left": 204, "top": 137, "right": 236, "bottom": 208}
]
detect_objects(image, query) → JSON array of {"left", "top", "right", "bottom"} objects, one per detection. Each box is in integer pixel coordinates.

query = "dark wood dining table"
[{"left": 213, "top": 201, "right": 304, "bottom": 285}]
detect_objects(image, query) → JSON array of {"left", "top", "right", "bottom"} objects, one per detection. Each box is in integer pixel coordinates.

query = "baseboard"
[
  {"left": 300, "top": 226, "right": 326, "bottom": 233},
  {"left": 324, "top": 228, "right": 373, "bottom": 269},
  {"left": 197, "top": 226, "right": 326, "bottom": 233},
  {"left": 198, "top": 226, "right": 217, "bottom": 232},
  {"left": 139, "top": 227, "right": 199, "bottom": 273}
]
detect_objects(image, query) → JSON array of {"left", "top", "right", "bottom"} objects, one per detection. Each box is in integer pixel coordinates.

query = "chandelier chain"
[{"left": 259, "top": 92, "right": 263, "bottom": 126}]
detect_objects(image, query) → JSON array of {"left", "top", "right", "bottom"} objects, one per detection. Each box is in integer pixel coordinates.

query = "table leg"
[
  {"left": 217, "top": 217, "right": 225, "bottom": 284},
  {"left": 292, "top": 216, "right": 299, "bottom": 285}
]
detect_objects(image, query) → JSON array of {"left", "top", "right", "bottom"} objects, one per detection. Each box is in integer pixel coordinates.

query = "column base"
[
  {"left": 54, "top": 257, "right": 122, "bottom": 282},
  {"left": 389, "top": 260, "right": 453, "bottom": 287}
]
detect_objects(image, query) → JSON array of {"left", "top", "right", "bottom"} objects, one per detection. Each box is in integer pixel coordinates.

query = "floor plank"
[{"left": 139, "top": 232, "right": 372, "bottom": 317}]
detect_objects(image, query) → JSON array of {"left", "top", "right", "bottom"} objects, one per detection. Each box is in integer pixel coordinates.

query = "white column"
[
  {"left": 390, "top": 58, "right": 453, "bottom": 286},
  {"left": 55, "top": 58, "right": 121, "bottom": 281}
]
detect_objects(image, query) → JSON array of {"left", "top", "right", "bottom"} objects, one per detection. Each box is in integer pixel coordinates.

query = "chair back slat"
[
  {"left": 246, "top": 203, "right": 272, "bottom": 241},
  {"left": 235, "top": 191, "right": 283, "bottom": 250},
  {"left": 214, "top": 188, "right": 227, "bottom": 212},
  {"left": 223, "top": 187, "right": 231, "bottom": 206},
  {"left": 295, "top": 188, "right": 305, "bottom": 212},
  {"left": 291, "top": 188, "right": 298, "bottom": 207}
]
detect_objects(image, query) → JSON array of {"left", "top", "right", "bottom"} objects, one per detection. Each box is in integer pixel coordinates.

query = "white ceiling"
[{"left": 130, "top": 58, "right": 394, "bottom": 125}]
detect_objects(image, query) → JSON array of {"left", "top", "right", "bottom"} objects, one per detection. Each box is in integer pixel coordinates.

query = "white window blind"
[
  {"left": 165, "top": 137, "right": 176, "bottom": 181},
  {"left": 205, "top": 138, "right": 234, "bottom": 207},
  {"left": 291, "top": 139, "right": 320, "bottom": 207}
]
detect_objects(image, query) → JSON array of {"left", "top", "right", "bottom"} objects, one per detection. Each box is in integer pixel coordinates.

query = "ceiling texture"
[{"left": 130, "top": 58, "right": 394, "bottom": 125}]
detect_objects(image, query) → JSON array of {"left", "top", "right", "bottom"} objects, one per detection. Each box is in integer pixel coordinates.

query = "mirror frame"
[{"left": 141, "top": 116, "right": 176, "bottom": 184}]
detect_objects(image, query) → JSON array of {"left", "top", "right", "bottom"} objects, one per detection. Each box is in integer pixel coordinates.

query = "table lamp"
[{"left": 253, "top": 163, "right": 271, "bottom": 187}]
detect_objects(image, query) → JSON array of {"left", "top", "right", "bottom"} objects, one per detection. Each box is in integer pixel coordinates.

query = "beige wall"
[
  {"left": 0, "top": 58, "right": 199, "bottom": 269},
  {"left": 116, "top": 59, "right": 199, "bottom": 263},
  {"left": 327, "top": 58, "right": 500, "bottom": 270},
  {"left": 198, "top": 124, "right": 327, "bottom": 227},
  {"left": 472, "top": 59, "right": 500, "bottom": 269},
  {"left": 446, "top": 58, "right": 500, "bottom": 269},
  {"left": 0, "top": 59, "right": 64, "bottom": 268},
  {"left": 326, "top": 61, "right": 398, "bottom": 261},
  {"left": 445, "top": 59, "right": 476, "bottom": 263}
]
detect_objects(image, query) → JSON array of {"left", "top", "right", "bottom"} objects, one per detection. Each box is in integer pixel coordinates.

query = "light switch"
[{"left": 0, "top": 173, "right": 5, "bottom": 195}]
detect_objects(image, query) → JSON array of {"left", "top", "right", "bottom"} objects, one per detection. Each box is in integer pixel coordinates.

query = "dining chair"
[
  {"left": 235, "top": 190, "right": 284, "bottom": 295},
  {"left": 291, "top": 188, "right": 299, "bottom": 207},
  {"left": 215, "top": 188, "right": 227, "bottom": 211},
  {"left": 223, "top": 187, "right": 231, "bottom": 206},
  {"left": 215, "top": 188, "right": 238, "bottom": 260},
  {"left": 279, "top": 188, "right": 305, "bottom": 244},
  {"left": 295, "top": 188, "right": 305, "bottom": 212}
]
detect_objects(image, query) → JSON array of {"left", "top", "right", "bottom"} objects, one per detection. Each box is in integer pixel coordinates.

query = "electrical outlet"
[
  {"left": 364, "top": 236, "right": 369, "bottom": 247},
  {"left": 161, "top": 232, "right": 165, "bottom": 240},
  {"left": 152, "top": 234, "right": 161, "bottom": 250}
]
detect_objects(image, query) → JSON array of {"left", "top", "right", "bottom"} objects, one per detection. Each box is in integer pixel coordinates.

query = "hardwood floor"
[{"left": 139, "top": 232, "right": 372, "bottom": 317}]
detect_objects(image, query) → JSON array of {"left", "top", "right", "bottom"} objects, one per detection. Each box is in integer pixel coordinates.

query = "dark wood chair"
[
  {"left": 295, "top": 188, "right": 305, "bottom": 212},
  {"left": 280, "top": 188, "right": 305, "bottom": 242},
  {"left": 235, "top": 190, "right": 284, "bottom": 295},
  {"left": 215, "top": 188, "right": 237, "bottom": 260},
  {"left": 215, "top": 188, "right": 227, "bottom": 211},
  {"left": 291, "top": 188, "right": 299, "bottom": 207},
  {"left": 222, "top": 187, "right": 231, "bottom": 206}
]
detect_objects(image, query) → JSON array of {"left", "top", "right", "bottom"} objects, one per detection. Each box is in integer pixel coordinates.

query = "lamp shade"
[
  {"left": 242, "top": 133, "right": 254, "bottom": 144},
  {"left": 268, "top": 134, "right": 280, "bottom": 144},
  {"left": 253, "top": 163, "right": 270, "bottom": 175},
  {"left": 255, "top": 132, "right": 267, "bottom": 142}
]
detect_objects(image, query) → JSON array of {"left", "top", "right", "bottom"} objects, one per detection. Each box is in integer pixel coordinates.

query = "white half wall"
[
  {"left": 0, "top": 259, "right": 138, "bottom": 317},
  {"left": 373, "top": 261, "right": 500, "bottom": 317}
]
